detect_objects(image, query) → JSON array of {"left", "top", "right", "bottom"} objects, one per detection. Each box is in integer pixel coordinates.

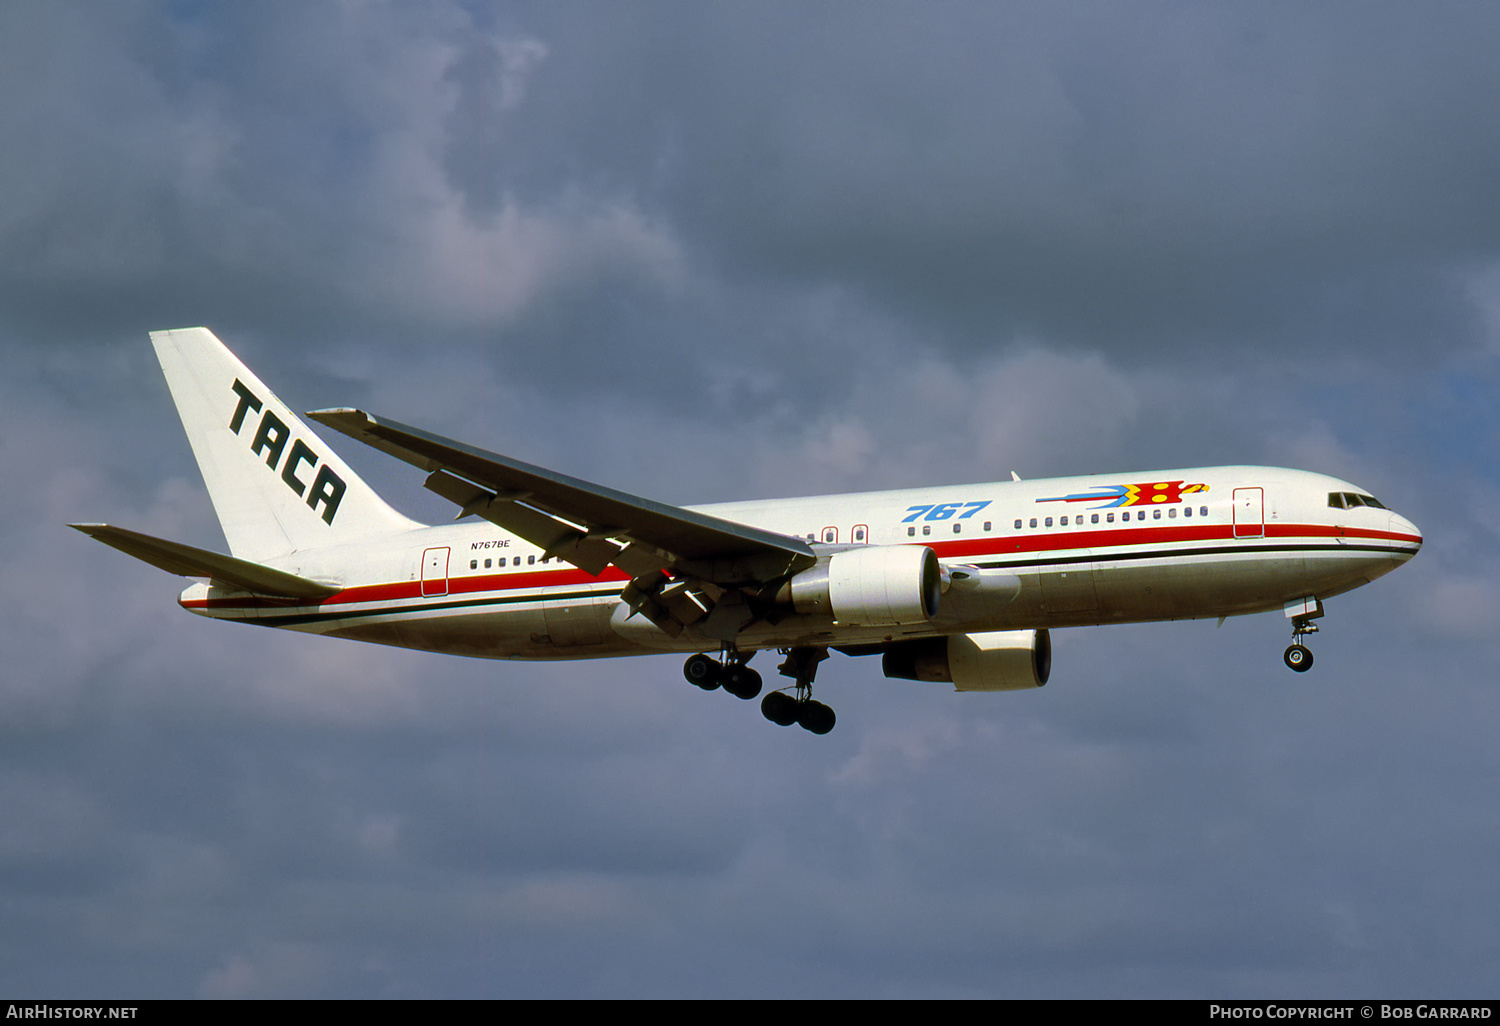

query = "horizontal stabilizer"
[{"left": 69, "top": 523, "right": 339, "bottom": 599}]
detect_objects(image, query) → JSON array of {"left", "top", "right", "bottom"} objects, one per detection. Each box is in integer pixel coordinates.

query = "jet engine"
[
  {"left": 881, "top": 629, "right": 1051, "bottom": 691},
  {"left": 782, "top": 545, "right": 942, "bottom": 626}
]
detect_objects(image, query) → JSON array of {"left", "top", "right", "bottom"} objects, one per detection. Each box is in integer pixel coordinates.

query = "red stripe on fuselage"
[
  {"left": 179, "top": 521, "right": 1419, "bottom": 612},
  {"left": 916, "top": 520, "right": 1418, "bottom": 561}
]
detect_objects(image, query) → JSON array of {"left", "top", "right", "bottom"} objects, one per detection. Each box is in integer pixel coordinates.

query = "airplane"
[{"left": 72, "top": 328, "right": 1423, "bottom": 735}]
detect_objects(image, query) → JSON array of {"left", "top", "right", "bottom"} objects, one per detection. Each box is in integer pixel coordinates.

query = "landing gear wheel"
[
  {"left": 1285, "top": 610, "right": 1322, "bottom": 673},
  {"left": 796, "top": 700, "right": 836, "bottom": 735},
  {"left": 767, "top": 646, "right": 837, "bottom": 734},
  {"left": 683, "top": 653, "right": 721, "bottom": 690},
  {"left": 1284, "top": 644, "right": 1313, "bottom": 672},
  {"left": 761, "top": 690, "right": 798, "bottom": 726},
  {"left": 722, "top": 665, "right": 762, "bottom": 700}
]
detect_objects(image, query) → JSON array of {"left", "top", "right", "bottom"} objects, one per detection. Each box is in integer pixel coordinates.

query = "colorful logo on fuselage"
[{"left": 1036, "top": 480, "right": 1209, "bottom": 509}]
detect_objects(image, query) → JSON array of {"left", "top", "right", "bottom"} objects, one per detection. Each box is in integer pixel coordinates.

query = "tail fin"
[{"left": 151, "top": 327, "right": 419, "bottom": 561}]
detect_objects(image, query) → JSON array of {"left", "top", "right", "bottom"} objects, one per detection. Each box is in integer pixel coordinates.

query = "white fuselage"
[{"left": 179, "top": 465, "right": 1423, "bottom": 661}]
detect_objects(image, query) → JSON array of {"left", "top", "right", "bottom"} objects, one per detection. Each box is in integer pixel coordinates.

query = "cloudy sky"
[{"left": 3, "top": 0, "right": 1497, "bottom": 998}]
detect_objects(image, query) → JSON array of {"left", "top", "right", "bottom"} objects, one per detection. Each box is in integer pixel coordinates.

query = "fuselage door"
[
  {"left": 1233, "top": 487, "right": 1264, "bottom": 539},
  {"left": 421, "top": 546, "right": 450, "bottom": 597}
]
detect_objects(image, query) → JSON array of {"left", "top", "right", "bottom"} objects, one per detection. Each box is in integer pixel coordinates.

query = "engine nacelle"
[
  {"left": 785, "top": 545, "right": 941, "bottom": 626},
  {"left": 882, "top": 629, "right": 1051, "bottom": 691}
]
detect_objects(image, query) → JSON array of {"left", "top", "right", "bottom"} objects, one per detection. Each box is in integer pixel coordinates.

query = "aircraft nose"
[{"left": 1388, "top": 512, "right": 1423, "bottom": 558}]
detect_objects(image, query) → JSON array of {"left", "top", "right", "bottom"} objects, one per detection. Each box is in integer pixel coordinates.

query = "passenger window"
[
  {"left": 528, "top": 555, "right": 535, "bottom": 565},
  {"left": 1106, "top": 512, "right": 1115, "bottom": 523},
  {"left": 1184, "top": 506, "right": 1192, "bottom": 518},
  {"left": 470, "top": 559, "right": 478, "bottom": 570},
  {"left": 1153, "top": 509, "right": 1162, "bottom": 520},
  {"left": 907, "top": 526, "right": 916, "bottom": 537},
  {"left": 1014, "top": 520, "right": 1023, "bottom": 530},
  {"left": 1029, "top": 518, "right": 1038, "bottom": 529},
  {"left": 1091, "top": 514, "right": 1099, "bottom": 524},
  {"left": 1200, "top": 506, "right": 1208, "bottom": 517},
  {"left": 983, "top": 521, "right": 992, "bottom": 532},
  {"left": 1045, "top": 517, "right": 1053, "bottom": 528},
  {"left": 1061, "top": 516, "right": 1069, "bottom": 526},
  {"left": 484, "top": 558, "right": 492, "bottom": 568},
  {"left": 922, "top": 525, "right": 931, "bottom": 536}
]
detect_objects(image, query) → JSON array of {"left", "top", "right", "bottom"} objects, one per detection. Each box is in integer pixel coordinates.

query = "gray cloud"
[{"left": 0, "top": 0, "right": 1495, "bottom": 999}]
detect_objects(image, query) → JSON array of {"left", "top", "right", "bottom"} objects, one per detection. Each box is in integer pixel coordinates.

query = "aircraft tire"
[
  {"left": 722, "top": 665, "right": 762, "bottom": 700},
  {"left": 684, "top": 653, "right": 722, "bottom": 690},
  {"left": 797, "top": 700, "right": 836, "bottom": 735},
  {"left": 1283, "top": 644, "right": 1313, "bottom": 672},
  {"left": 761, "top": 691, "right": 798, "bottom": 726}
]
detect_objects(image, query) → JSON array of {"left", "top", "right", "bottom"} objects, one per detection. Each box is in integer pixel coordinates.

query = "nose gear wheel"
[{"left": 1284, "top": 616, "right": 1320, "bottom": 673}]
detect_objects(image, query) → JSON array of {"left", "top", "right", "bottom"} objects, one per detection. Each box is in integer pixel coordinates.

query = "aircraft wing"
[
  {"left": 308, "top": 408, "right": 816, "bottom": 638},
  {"left": 70, "top": 523, "right": 339, "bottom": 600}
]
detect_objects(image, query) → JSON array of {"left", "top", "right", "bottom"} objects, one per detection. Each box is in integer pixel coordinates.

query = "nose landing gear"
[
  {"left": 1281, "top": 597, "right": 1324, "bottom": 673},
  {"left": 1283, "top": 615, "right": 1320, "bottom": 673}
]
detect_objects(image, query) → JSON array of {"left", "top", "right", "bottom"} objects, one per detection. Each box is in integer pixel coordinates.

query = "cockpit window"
[{"left": 1329, "top": 492, "right": 1388, "bottom": 510}]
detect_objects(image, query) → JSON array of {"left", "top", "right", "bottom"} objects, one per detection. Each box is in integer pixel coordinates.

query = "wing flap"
[
  {"left": 308, "top": 408, "right": 814, "bottom": 585},
  {"left": 422, "top": 468, "right": 649, "bottom": 576},
  {"left": 70, "top": 523, "right": 339, "bottom": 600}
]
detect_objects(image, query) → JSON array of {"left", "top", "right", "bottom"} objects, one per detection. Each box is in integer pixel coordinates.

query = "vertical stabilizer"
[{"left": 151, "top": 327, "right": 419, "bottom": 561}]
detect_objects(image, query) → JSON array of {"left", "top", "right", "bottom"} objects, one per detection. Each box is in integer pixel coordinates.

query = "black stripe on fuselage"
[
  {"left": 226, "top": 539, "right": 1412, "bottom": 629},
  {"left": 231, "top": 587, "right": 611, "bottom": 628},
  {"left": 972, "top": 539, "right": 1416, "bottom": 572}
]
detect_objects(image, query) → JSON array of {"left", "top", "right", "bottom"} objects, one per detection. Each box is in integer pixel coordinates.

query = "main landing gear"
[
  {"left": 761, "top": 646, "right": 836, "bottom": 735},
  {"left": 683, "top": 649, "right": 763, "bottom": 700},
  {"left": 681, "top": 645, "right": 837, "bottom": 734},
  {"left": 1284, "top": 617, "right": 1319, "bottom": 673}
]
